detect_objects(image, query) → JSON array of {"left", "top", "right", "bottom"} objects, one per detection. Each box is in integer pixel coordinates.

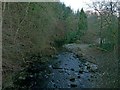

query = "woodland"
[{"left": 2, "top": 1, "right": 120, "bottom": 89}]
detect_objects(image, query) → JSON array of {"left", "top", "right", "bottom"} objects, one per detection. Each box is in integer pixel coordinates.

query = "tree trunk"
[{"left": 100, "top": 16, "right": 103, "bottom": 46}]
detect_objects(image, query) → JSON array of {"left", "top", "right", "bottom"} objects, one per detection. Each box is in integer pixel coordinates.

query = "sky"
[
  {"left": 60, "top": 0, "right": 118, "bottom": 12},
  {"left": 60, "top": 0, "right": 93, "bottom": 12}
]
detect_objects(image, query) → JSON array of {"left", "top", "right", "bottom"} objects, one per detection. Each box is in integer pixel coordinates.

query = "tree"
[
  {"left": 89, "top": 1, "right": 118, "bottom": 50},
  {"left": 2, "top": 2, "right": 81, "bottom": 88},
  {"left": 78, "top": 8, "right": 88, "bottom": 37}
]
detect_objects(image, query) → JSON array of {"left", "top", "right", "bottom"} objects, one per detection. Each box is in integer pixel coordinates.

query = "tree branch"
[{"left": 14, "top": 2, "right": 30, "bottom": 44}]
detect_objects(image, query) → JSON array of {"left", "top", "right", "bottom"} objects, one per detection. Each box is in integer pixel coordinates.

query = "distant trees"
[
  {"left": 78, "top": 8, "right": 88, "bottom": 37},
  {"left": 89, "top": 1, "right": 118, "bottom": 51}
]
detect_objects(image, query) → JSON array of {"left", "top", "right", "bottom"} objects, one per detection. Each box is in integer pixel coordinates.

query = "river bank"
[
  {"left": 5, "top": 44, "right": 99, "bottom": 89},
  {"left": 3, "top": 43, "right": 118, "bottom": 89},
  {"left": 63, "top": 43, "right": 118, "bottom": 88}
]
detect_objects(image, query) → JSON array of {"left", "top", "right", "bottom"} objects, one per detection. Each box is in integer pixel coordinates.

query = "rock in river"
[
  {"left": 70, "top": 84, "right": 77, "bottom": 88},
  {"left": 70, "top": 78, "right": 75, "bottom": 82}
]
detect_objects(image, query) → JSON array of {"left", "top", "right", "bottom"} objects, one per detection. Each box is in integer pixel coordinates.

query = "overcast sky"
[
  {"left": 60, "top": 0, "right": 118, "bottom": 12},
  {"left": 60, "top": 0, "right": 93, "bottom": 12}
]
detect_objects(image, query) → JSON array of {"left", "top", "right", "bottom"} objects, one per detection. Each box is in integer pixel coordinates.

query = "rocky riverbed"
[
  {"left": 45, "top": 52, "right": 99, "bottom": 88},
  {"left": 12, "top": 44, "right": 100, "bottom": 89},
  {"left": 13, "top": 43, "right": 118, "bottom": 89}
]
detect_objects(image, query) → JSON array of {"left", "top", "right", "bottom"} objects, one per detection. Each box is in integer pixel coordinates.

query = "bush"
[
  {"left": 66, "top": 31, "right": 78, "bottom": 43},
  {"left": 54, "top": 38, "right": 66, "bottom": 47},
  {"left": 99, "top": 43, "right": 114, "bottom": 51}
]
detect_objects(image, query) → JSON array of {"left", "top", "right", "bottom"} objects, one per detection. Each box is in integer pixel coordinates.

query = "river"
[{"left": 42, "top": 51, "right": 99, "bottom": 88}]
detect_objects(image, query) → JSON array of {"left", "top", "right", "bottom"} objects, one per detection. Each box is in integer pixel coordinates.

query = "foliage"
[
  {"left": 2, "top": 2, "right": 79, "bottom": 88},
  {"left": 65, "top": 31, "right": 77, "bottom": 43},
  {"left": 2, "top": 1, "right": 119, "bottom": 89},
  {"left": 78, "top": 8, "right": 88, "bottom": 36}
]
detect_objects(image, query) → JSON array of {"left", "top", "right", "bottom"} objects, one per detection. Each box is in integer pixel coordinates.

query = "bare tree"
[
  {"left": 88, "top": 0, "right": 118, "bottom": 48},
  {"left": 13, "top": 2, "right": 30, "bottom": 44},
  {"left": 87, "top": 1, "right": 110, "bottom": 46}
]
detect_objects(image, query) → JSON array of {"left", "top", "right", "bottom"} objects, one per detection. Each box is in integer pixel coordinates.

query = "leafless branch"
[
  {"left": 2, "top": 2, "right": 6, "bottom": 13},
  {"left": 14, "top": 2, "right": 30, "bottom": 44}
]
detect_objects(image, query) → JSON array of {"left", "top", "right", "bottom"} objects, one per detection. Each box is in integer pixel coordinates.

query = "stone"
[
  {"left": 84, "top": 66, "right": 88, "bottom": 72},
  {"left": 52, "top": 79, "right": 54, "bottom": 82},
  {"left": 70, "top": 78, "right": 75, "bottom": 82},
  {"left": 71, "top": 68, "right": 74, "bottom": 71},
  {"left": 79, "top": 70, "right": 83, "bottom": 74},
  {"left": 90, "top": 64, "right": 98, "bottom": 72},
  {"left": 88, "top": 78, "right": 90, "bottom": 81},
  {"left": 79, "top": 65, "right": 82, "bottom": 67},
  {"left": 77, "top": 76, "right": 80, "bottom": 78},
  {"left": 70, "top": 84, "right": 77, "bottom": 88},
  {"left": 49, "top": 65, "right": 52, "bottom": 68},
  {"left": 85, "top": 62, "right": 98, "bottom": 72}
]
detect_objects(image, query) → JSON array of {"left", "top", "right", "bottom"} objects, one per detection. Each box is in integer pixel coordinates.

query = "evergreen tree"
[{"left": 78, "top": 8, "right": 88, "bottom": 36}]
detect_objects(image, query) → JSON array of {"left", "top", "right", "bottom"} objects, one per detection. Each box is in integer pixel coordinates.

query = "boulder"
[
  {"left": 85, "top": 62, "right": 98, "bottom": 72},
  {"left": 89, "top": 64, "right": 98, "bottom": 72}
]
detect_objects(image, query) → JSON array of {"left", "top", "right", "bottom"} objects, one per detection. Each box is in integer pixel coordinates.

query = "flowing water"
[
  {"left": 13, "top": 51, "right": 99, "bottom": 89},
  {"left": 43, "top": 52, "right": 99, "bottom": 88}
]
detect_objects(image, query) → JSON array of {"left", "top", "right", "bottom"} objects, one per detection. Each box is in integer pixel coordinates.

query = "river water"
[{"left": 42, "top": 52, "right": 99, "bottom": 88}]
